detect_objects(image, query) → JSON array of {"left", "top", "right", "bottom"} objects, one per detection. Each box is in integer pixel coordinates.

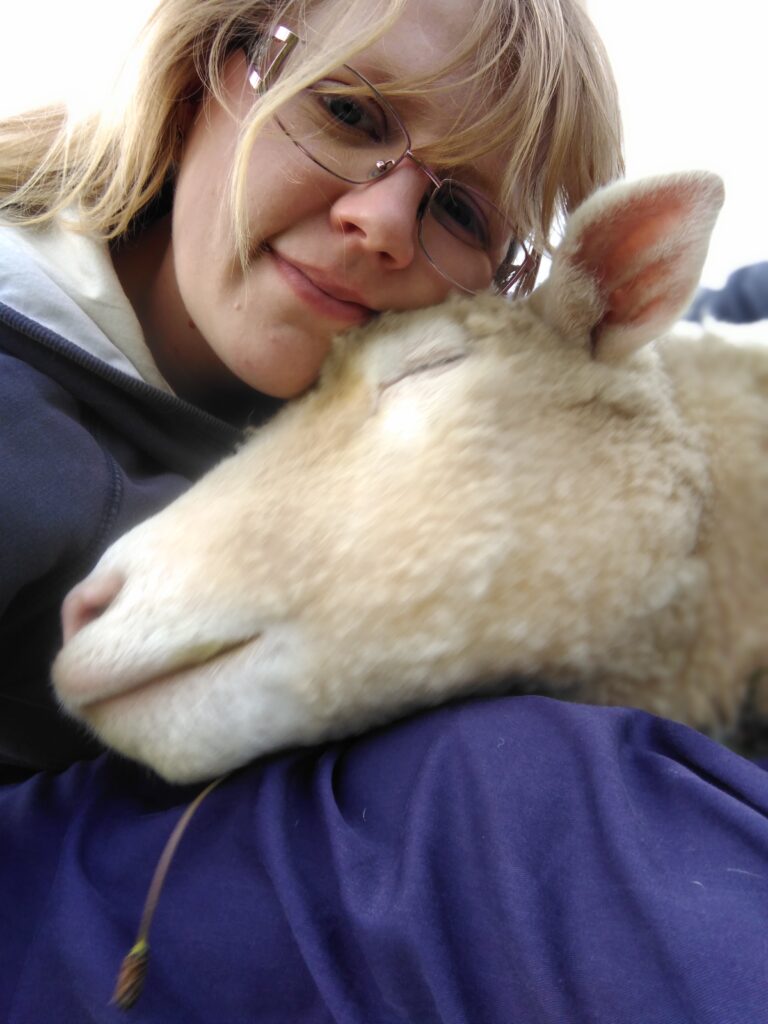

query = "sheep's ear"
[{"left": 540, "top": 171, "right": 725, "bottom": 362}]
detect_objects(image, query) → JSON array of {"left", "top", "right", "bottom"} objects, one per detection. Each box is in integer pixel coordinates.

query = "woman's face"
[{"left": 168, "top": 0, "right": 505, "bottom": 401}]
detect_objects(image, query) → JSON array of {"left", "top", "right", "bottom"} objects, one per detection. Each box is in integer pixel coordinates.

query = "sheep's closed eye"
[{"left": 378, "top": 352, "right": 468, "bottom": 395}]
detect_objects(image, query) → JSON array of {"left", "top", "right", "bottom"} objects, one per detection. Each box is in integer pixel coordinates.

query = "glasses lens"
[
  {"left": 275, "top": 72, "right": 408, "bottom": 184},
  {"left": 263, "top": 46, "right": 518, "bottom": 292},
  {"left": 420, "top": 181, "right": 512, "bottom": 292}
]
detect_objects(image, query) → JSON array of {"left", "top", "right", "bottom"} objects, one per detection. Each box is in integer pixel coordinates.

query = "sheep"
[{"left": 52, "top": 170, "right": 768, "bottom": 783}]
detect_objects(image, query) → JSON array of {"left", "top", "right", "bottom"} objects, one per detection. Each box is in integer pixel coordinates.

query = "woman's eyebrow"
[
  {"left": 414, "top": 145, "right": 505, "bottom": 206},
  {"left": 414, "top": 141, "right": 506, "bottom": 208}
]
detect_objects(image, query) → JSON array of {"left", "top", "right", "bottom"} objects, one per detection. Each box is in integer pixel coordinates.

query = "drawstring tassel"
[
  {"left": 112, "top": 939, "right": 150, "bottom": 1010},
  {"left": 111, "top": 774, "right": 227, "bottom": 1010}
]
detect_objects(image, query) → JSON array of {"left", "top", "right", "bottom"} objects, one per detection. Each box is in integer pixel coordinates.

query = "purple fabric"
[
  {"left": 686, "top": 261, "right": 768, "bottom": 324},
  {"left": 2, "top": 695, "right": 767, "bottom": 1023}
]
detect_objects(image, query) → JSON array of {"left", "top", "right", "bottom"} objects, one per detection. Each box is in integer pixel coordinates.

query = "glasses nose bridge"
[
  {"left": 367, "top": 152, "right": 442, "bottom": 236},
  {"left": 372, "top": 149, "right": 441, "bottom": 193},
  {"left": 402, "top": 149, "right": 442, "bottom": 191}
]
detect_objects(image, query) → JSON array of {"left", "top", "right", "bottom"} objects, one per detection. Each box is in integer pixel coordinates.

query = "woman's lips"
[{"left": 269, "top": 250, "right": 375, "bottom": 325}]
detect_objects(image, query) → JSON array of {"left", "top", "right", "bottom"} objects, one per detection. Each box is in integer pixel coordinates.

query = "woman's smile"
[{"left": 268, "top": 248, "right": 376, "bottom": 325}]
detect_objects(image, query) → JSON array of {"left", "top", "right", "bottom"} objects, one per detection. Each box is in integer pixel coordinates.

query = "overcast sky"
[
  {"left": 588, "top": 0, "right": 765, "bottom": 287},
  {"left": 3, "top": 0, "right": 764, "bottom": 287}
]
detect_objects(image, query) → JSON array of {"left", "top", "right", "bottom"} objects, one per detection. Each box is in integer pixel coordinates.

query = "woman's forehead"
[
  {"left": 368, "top": 0, "right": 483, "bottom": 68},
  {"left": 308, "top": 0, "right": 483, "bottom": 83}
]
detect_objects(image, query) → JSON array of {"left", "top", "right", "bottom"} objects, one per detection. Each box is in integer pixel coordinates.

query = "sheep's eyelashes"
[{"left": 379, "top": 353, "right": 467, "bottom": 395}]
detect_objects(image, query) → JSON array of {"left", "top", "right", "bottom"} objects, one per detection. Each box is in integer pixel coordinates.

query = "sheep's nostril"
[{"left": 61, "top": 571, "right": 126, "bottom": 644}]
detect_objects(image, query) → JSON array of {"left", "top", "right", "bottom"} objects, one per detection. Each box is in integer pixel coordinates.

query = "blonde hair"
[{"left": 0, "top": 0, "right": 623, "bottom": 294}]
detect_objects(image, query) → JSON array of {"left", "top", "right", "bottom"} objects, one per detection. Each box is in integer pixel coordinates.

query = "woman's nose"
[{"left": 331, "top": 162, "right": 428, "bottom": 269}]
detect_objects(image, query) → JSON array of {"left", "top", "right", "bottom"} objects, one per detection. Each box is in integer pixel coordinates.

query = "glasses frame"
[{"left": 248, "top": 26, "right": 535, "bottom": 295}]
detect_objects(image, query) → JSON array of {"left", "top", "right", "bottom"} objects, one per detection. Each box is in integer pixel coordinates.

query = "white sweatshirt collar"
[{"left": 0, "top": 217, "right": 172, "bottom": 392}]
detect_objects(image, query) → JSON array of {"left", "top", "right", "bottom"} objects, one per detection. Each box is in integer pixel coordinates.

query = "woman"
[
  {"left": 0, "top": 0, "right": 622, "bottom": 775},
  {"left": 4, "top": 2, "right": 765, "bottom": 1022}
]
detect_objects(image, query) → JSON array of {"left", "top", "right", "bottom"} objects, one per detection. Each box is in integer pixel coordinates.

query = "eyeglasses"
[{"left": 248, "top": 26, "right": 533, "bottom": 295}]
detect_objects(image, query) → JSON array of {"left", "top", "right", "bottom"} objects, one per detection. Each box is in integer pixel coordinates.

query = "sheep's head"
[{"left": 53, "top": 171, "right": 725, "bottom": 782}]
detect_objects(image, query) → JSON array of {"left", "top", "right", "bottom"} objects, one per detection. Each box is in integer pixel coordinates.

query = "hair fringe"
[{"left": 0, "top": 0, "right": 623, "bottom": 294}]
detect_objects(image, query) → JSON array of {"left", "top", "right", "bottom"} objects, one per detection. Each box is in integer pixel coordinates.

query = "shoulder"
[
  {"left": 2, "top": 699, "right": 766, "bottom": 1022},
  {"left": 0, "top": 344, "right": 197, "bottom": 772},
  {"left": 0, "top": 347, "right": 112, "bottom": 502},
  {"left": 0, "top": 349, "right": 118, "bottom": 595}
]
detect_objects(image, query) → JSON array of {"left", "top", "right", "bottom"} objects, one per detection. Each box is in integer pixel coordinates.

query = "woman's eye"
[
  {"left": 432, "top": 185, "right": 490, "bottom": 249},
  {"left": 314, "top": 87, "right": 388, "bottom": 143}
]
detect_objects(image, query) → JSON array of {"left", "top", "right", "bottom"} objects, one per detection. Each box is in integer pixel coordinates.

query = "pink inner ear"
[
  {"left": 571, "top": 179, "right": 720, "bottom": 348},
  {"left": 602, "top": 258, "right": 692, "bottom": 326},
  {"left": 574, "top": 186, "right": 693, "bottom": 291},
  {"left": 550, "top": 172, "right": 724, "bottom": 361}
]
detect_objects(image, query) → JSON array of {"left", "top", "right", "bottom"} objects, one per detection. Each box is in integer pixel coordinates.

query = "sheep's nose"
[{"left": 61, "top": 570, "right": 125, "bottom": 644}]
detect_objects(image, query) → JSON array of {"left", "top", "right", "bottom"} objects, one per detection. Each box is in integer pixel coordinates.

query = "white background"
[
  {"left": 3, "top": 0, "right": 765, "bottom": 287},
  {"left": 587, "top": 0, "right": 765, "bottom": 287}
]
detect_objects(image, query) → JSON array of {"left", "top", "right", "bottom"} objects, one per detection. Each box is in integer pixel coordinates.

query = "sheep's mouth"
[
  {"left": 76, "top": 635, "right": 259, "bottom": 714},
  {"left": 167, "top": 637, "right": 256, "bottom": 674}
]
